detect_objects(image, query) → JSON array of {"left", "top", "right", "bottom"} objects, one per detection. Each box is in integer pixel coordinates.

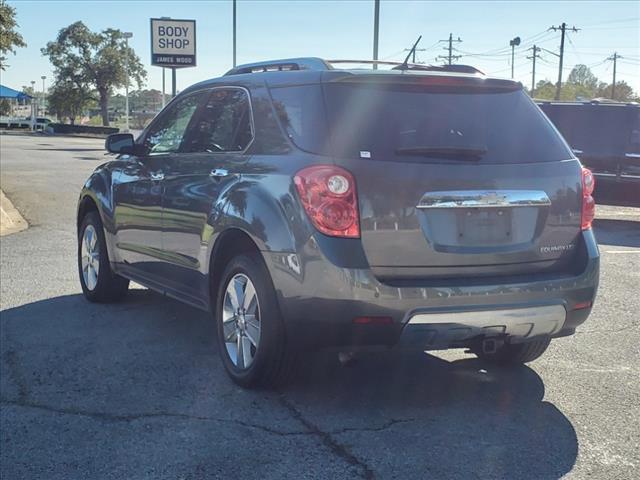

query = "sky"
[{"left": 2, "top": 0, "right": 639, "bottom": 96}]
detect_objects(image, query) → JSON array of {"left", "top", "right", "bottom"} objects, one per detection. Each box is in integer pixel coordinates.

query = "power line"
[
  {"left": 404, "top": 45, "right": 426, "bottom": 63},
  {"left": 581, "top": 17, "right": 639, "bottom": 27},
  {"left": 566, "top": 32, "right": 583, "bottom": 64}
]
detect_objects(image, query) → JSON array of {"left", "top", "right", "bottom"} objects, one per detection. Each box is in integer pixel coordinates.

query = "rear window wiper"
[{"left": 395, "top": 146, "right": 488, "bottom": 159}]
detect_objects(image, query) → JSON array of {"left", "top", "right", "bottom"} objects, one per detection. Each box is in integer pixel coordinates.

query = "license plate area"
[{"left": 456, "top": 208, "right": 513, "bottom": 245}]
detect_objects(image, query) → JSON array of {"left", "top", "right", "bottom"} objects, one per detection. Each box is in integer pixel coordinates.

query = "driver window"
[
  {"left": 143, "top": 92, "right": 203, "bottom": 155},
  {"left": 184, "top": 88, "right": 253, "bottom": 153}
]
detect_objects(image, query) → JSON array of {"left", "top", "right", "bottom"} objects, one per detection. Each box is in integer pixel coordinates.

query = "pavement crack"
[
  {"left": 277, "top": 394, "right": 376, "bottom": 480},
  {"left": 0, "top": 398, "right": 307, "bottom": 436},
  {"left": 328, "top": 418, "right": 414, "bottom": 435}
]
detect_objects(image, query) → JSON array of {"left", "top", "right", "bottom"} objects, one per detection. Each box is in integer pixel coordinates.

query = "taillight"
[
  {"left": 581, "top": 167, "right": 596, "bottom": 230},
  {"left": 294, "top": 165, "right": 360, "bottom": 238}
]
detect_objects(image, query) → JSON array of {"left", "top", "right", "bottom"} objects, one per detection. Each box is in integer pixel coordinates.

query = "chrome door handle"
[
  {"left": 210, "top": 169, "right": 229, "bottom": 179},
  {"left": 150, "top": 171, "right": 164, "bottom": 181}
]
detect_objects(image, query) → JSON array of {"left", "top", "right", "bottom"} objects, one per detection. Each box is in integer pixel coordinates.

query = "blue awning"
[{"left": 0, "top": 84, "right": 32, "bottom": 100}]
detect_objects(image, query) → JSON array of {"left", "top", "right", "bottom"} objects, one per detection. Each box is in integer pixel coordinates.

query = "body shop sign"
[{"left": 150, "top": 18, "right": 196, "bottom": 67}]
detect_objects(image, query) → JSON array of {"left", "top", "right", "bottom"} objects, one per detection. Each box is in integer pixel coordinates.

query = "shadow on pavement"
[
  {"left": 291, "top": 350, "right": 578, "bottom": 479},
  {"left": 593, "top": 218, "right": 640, "bottom": 247},
  {"left": 26, "top": 147, "right": 104, "bottom": 152},
  {"left": 1, "top": 291, "right": 578, "bottom": 479}
]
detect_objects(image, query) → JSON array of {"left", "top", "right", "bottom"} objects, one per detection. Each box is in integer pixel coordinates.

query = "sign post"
[{"left": 150, "top": 18, "right": 197, "bottom": 100}]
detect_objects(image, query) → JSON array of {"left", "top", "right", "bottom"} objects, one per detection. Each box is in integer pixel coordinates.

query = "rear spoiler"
[{"left": 323, "top": 72, "right": 522, "bottom": 92}]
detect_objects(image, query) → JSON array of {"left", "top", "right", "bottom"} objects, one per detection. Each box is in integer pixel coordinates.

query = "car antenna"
[{"left": 396, "top": 35, "right": 422, "bottom": 71}]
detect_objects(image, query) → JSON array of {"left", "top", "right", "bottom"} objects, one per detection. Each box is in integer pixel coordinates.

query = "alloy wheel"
[
  {"left": 222, "top": 273, "right": 261, "bottom": 369},
  {"left": 81, "top": 224, "right": 100, "bottom": 291}
]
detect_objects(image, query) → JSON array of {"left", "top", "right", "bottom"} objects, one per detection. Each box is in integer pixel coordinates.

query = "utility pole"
[
  {"left": 232, "top": 0, "right": 237, "bottom": 67},
  {"left": 607, "top": 52, "right": 622, "bottom": 100},
  {"left": 527, "top": 45, "right": 542, "bottom": 97},
  {"left": 123, "top": 32, "right": 133, "bottom": 132},
  {"left": 161, "top": 68, "right": 166, "bottom": 109},
  {"left": 549, "top": 22, "right": 579, "bottom": 100},
  {"left": 509, "top": 37, "right": 521, "bottom": 79},
  {"left": 436, "top": 33, "right": 462, "bottom": 65},
  {"left": 372, "top": 0, "right": 380, "bottom": 70},
  {"left": 160, "top": 17, "right": 171, "bottom": 108},
  {"left": 30, "top": 80, "right": 36, "bottom": 130}
]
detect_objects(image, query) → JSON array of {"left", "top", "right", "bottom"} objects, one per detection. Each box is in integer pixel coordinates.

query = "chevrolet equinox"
[{"left": 77, "top": 58, "right": 600, "bottom": 387}]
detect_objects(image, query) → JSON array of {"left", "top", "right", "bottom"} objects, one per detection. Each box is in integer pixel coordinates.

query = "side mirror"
[{"left": 105, "top": 133, "right": 135, "bottom": 154}]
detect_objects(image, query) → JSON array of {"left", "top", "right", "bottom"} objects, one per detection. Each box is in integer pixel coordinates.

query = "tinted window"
[
  {"left": 185, "top": 88, "right": 253, "bottom": 153},
  {"left": 143, "top": 93, "right": 203, "bottom": 155},
  {"left": 270, "top": 85, "right": 328, "bottom": 153},
  {"left": 271, "top": 82, "right": 572, "bottom": 164}
]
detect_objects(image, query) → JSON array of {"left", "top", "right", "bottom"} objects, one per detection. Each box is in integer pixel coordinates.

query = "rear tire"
[
  {"left": 78, "top": 211, "right": 129, "bottom": 303},
  {"left": 215, "top": 253, "right": 296, "bottom": 389},
  {"left": 473, "top": 336, "right": 551, "bottom": 365}
]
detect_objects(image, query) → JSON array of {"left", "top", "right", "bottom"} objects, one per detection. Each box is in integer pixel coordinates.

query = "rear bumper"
[
  {"left": 400, "top": 304, "right": 566, "bottom": 350},
  {"left": 263, "top": 229, "right": 599, "bottom": 350}
]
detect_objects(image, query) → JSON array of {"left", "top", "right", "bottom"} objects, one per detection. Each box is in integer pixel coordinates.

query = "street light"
[
  {"left": 509, "top": 36, "right": 521, "bottom": 79},
  {"left": 41, "top": 76, "right": 46, "bottom": 117},
  {"left": 123, "top": 32, "right": 133, "bottom": 132}
]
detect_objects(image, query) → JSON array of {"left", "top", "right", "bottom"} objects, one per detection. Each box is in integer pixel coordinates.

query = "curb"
[{"left": 0, "top": 190, "right": 28, "bottom": 236}]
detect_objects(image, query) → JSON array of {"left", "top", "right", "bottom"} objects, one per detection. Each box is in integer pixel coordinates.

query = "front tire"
[
  {"left": 216, "top": 253, "right": 296, "bottom": 389},
  {"left": 473, "top": 336, "right": 551, "bottom": 365},
  {"left": 78, "top": 211, "right": 129, "bottom": 303}
]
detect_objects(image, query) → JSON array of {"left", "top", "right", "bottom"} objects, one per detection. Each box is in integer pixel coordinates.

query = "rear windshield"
[{"left": 270, "top": 82, "right": 573, "bottom": 164}]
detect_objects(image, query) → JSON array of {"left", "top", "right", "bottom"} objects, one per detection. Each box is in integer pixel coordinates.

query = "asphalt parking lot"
[{"left": 1, "top": 133, "right": 639, "bottom": 479}]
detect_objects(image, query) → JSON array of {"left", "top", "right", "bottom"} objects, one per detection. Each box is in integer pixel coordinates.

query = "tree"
[
  {"left": 20, "top": 85, "right": 35, "bottom": 97},
  {"left": 42, "top": 21, "right": 146, "bottom": 126},
  {"left": 534, "top": 70, "right": 639, "bottom": 102},
  {"left": 563, "top": 64, "right": 600, "bottom": 100},
  {"left": 597, "top": 80, "right": 637, "bottom": 102},
  {"left": 0, "top": 1, "right": 26, "bottom": 70},
  {"left": 567, "top": 64, "right": 598, "bottom": 90},
  {"left": 0, "top": 98, "right": 11, "bottom": 116},
  {"left": 533, "top": 80, "right": 556, "bottom": 100},
  {"left": 47, "top": 81, "right": 93, "bottom": 124}
]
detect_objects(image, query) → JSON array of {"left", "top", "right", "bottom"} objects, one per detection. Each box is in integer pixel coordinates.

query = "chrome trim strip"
[
  {"left": 625, "top": 153, "right": 640, "bottom": 158},
  {"left": 407, "top": 305, "right": 566, "bottom": 343},
  {"left": 417, "top": 190, "right": 551, "bottom": 209}
]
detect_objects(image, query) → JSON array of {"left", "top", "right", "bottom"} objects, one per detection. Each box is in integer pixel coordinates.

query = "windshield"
[{"left": 270, "top": 82, "right": 573, "bottom": 164}]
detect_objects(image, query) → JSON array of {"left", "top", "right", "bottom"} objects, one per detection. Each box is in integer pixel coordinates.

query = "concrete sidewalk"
[{"left": 0, "top": 189, "right": 28, "bottom": 236}]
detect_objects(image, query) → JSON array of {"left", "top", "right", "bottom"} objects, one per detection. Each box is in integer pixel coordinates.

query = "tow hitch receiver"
[{"left": 482, "top": 338, "right": 504, "bottom": 354}]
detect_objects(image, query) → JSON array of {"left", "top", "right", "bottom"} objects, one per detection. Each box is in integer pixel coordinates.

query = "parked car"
[
  {"left": 77, "top": 58, "right": 599, "bottom": 388},
  {"left": 0, "top": 116, "right": 51, "bottom": 130},
  {"left": 538, "top": 101, "right": 640, "bottom": 195}
]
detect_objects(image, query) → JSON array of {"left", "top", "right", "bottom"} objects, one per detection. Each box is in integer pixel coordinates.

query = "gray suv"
[{"left": 77, "top": 58, "right": 599, "bottom": 388}]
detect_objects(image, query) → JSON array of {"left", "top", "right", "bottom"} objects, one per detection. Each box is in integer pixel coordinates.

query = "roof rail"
[
  {"left": 225, "top": 57, "right": 332, "bottom": 76},
  {"left": 224, "top": 57, "right": 485, "bottom": 76}
]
